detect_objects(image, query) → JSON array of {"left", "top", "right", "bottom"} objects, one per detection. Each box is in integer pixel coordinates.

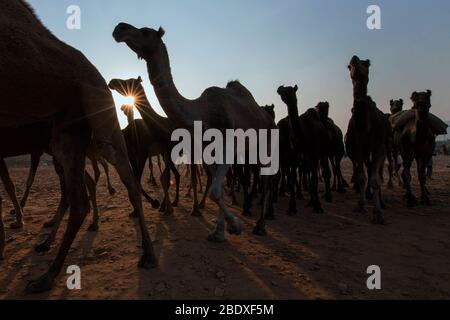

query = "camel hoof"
[
  {"left": 252, "top": 225, "right": 267, "bottom": 236},
  {"left": 207, "top": 233, "right": 225, "bottom": 243},
  {"left": 43, "top": 220, "right": 56, "bottom": 228},
  {"left": 190, "top": 209, "right": 202, "bottom": 217},
  {"left": 227, "top": 219, "right": 242, "bottom": 235},
  {"left": 163, "top": 207, "right": 174, "bottom": 216},
  {"left": 242, "top": 211, "right": 252, "bottom": 217},
  {"left": 371, "top": 210, "right": 385, "bottom": 225},
  {"left": 35, "top": 242, "right": 51, "bottom": 253},
  {"left": 421, "top": 197, "right": 431, "bottom": 206},
  {"left": 265, "top": 213, "right": 275, "bottom": 220},
  {"left": 405, "top": 194, "right": 418, "bottom": 207},
  {"left": 108, "top": 188, "right": 117, "bottom": 196},
  {"left": 337, "top": 186, "right": 346, "bottom": 194},
  {"left": 10, "top": 221, "right": 24, "bottom": 229},
  {"left": 87, "top": 224, "right": 98, "bottom": 232},
  {"left": 150, "top": 200, "right": 160, "bottom": 209},
  {"left": 353, "top": 206, "right": 368, "bottom": 214},
  {"left": 129, "top": 211, "right": 138, "bottom": 218},
  {"left": 197, "top": 202, "right": 205, "bottom": 209},
  {"left": 26, "top": 274, "right": 53, "bottom": 294},
  {"left": 138, "top": 253, "right": 158, "bottom": 269},
  {"left": 313, "top": 207, "right": 325, "bottom": 214},
  {"left": 171, "top": 200, "right": 179, "bottom": 208}
]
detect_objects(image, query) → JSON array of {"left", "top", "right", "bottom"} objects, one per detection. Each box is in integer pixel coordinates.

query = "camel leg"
[
  {"left": 159, "top": 155, "right": 173, "bottom": 215},
  {"left": 168, "top": 160, "right": 180, "bottom": 207},
  {"left": 370, "top": 152, "right": 385, "bottom": 224},
  {"left": 229, "top": 166, "right": 239, "bottom": 205},
  {"left": 99, "top": 157, "right": 116, "bottom": 195},
  {"left": 35, "top": 159, "right": 69, "bottom": 252},
  {"left": 401, "top": 152, "right": 416, "bottom": 207},
  {"left": 278, "top": 167, "right": 286, "bottom": 197},
  {"left": 0, "top": 159, "right": 24, "bottom": 229},
  {"left": 418, "top": 157, "right": 431, "bottom": 205},
  {"left": 287, "top": 165, "right": 297, "bottom": 215},
  {"left": 199, "top": 164, "right": 212, "bottom": 209},
  {"left": 197, "top": 165, "right": 203, "bottom": 193},
  {"left": 130, "top": 153, "right": 159, "bottom": 210},
  {"left": 0, "top": 193, "right": 4, "bottom": 260},
  {"left": 308, "top": 158, "right": 324, "bottom": 214},
  {"left": 238, "top": 165, "right": 253, "bottom": 217},
  {"left": 190, "top": 164, "right": 201, "bottom": 217},
  {"left": 321, "top": 157, "right": 332, "bottom": 203},
  {"left": 101, "top": 131, "right": 157, "bottom": 269},
  {"left": 250, "top": 165, "right": 259, "bottom": 199},
  {"left": 9, "top": 153, "right": 42, "bottom": 217},
  {"left": 353, "top": 159, "right": 368, "bottom": 214},
  {"left": 90, "top": 157, "right": 101, "bottom": 184},
  {"left": 85, "top": 171, "right": 99, "bottom": 232},
  {"left": 335, "top": 156, "right": 347, "bottom": 192},
  {"left": 147, "top": 155, "right": 157, "bottom": 185},
  {"left": 26, "top": 127, "right": 91, "bottom": 293},
  {"left": 207, "top": 164, "right": 241, "bottom": 242},
  {"left": 387, "top": 150, "right": 394, "bottom": 189},
  {"left": 253, "top": 175, "right": 273, "bottom": 236}
]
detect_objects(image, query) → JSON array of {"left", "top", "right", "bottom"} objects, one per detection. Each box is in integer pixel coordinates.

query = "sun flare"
[{"left": 124, "top": 95, "right": 135, "bottom": 106}]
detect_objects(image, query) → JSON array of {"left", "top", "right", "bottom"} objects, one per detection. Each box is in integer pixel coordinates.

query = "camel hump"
[
  {"left": 226, "top": 80, "right": 254, "bottom": 98},
  {"left": 391, "top": 110, "right": 448, "bottom": 135}
]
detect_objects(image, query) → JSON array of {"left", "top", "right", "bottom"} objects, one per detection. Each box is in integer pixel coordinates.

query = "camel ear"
[
  {"left": 411, "top": 91, "right": 418, "bottom": 101},
  {"left": 399, "top": 99, "right": 403, "bottom": 105},
  {"left": 294, "top": 85, "right": 298, "bottom": 92},
  {"left": 157, "top": 26, "right": 165, "bottom": 38},
  {"left": 137, "top": 76, "right": 142, "bottom": 83},
  {"left": 427, "top": 90, "right": 432, "bottom": 97},
  {"left": 365, "top": 59, "right": 371, "bottom": 67},
  {"left": 390, "top": 99, "right": 394, "bottom": 105}
]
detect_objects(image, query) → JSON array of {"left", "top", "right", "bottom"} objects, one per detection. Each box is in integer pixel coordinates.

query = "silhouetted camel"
[
  {"left": 108, "top": 77, "right": 181, "bottom": 213},
  {"left": 0, "top": 1, "right": 157, "bottom": 292},
  {"left": 277, "top": 85, "right": 332, "bottom": 215},
  {"left": 386, "top": 99, "right": 404, "bottom": 188},
  {"left": 345, "top": 55, "right": 391, "bottom": 224},
  {"left": 113, "top": 23, "right": 276, "bottom": 239},
  {"left": 394, "top": 91, "right": 436, "bottom": 206}
]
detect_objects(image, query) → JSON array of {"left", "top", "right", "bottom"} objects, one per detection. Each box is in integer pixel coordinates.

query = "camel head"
[
  {"left": 120, "top": 104, "right": 135, "bottom": 119},
  {"left": 113, "top": 23, "right": 165, "bottom": 61},
  {"left": 262, "top": 104, "right": 276, "bottom": 120},
  {"left": 315, "top": 102, "right": 330, "bottom": 120},
  {"left": 389, "top": 99, "right": 404, "bottom": 115},
  {"left": 108, "top": 76, "right": 145, "bottom": 103},
  {"left": 411, "top": 90, "right": 432, "bottom": 115},
  {"left": 277, "top": 85, "right": 298, "bottom": 107},
  {"left": 348, "top": 55, "right": 371, "bottom": 83}
]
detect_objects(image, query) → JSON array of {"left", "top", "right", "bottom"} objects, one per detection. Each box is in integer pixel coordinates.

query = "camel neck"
[
  {"left": 134, "top": 87, "right": 165, "bottom": 124},
  {"left": 146, "top": 43, "right": 194, "bottom": 126},
  {"left": 352, "top": 80, "right": 368, "bottom": 99},
  {"left": 126, "top": 113, "right": 134, "bottom": 125}
]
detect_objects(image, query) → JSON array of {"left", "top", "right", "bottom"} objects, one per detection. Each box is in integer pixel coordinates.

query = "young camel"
[
  {"left": 345, "top": 55, "right": 391, "bottom": 224},
  {"left": 113, "top": 23, "right": 276, "bottom": 240},
  {"left": 0, "top": 0, "right": 156, "bottom": 293},
  {"left": 109, "top": 77, "right": 184, "bottom": 214}
]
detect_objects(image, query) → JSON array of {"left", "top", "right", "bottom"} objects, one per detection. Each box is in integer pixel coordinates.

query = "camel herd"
[{"left": 0, "top": 0, "right": 447, "bottom": 294}]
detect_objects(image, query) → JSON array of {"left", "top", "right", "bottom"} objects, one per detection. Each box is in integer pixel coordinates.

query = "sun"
[{"left": 125, "top": 95, "right": 135, "bottom": 106}]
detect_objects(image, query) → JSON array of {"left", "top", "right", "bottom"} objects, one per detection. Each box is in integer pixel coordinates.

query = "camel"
[
  {"left": 394, "top": 90, "right": 435, "bottom": 206},
  {"left": 277, "top": 85, "right": 332, "bottom": 215},
  {"left": 0, "top": 1, "right": 156, "bottom": 293},
  {"left": 108, "top": 77, "right": 184, "bottom": 214},
  {"left": 120, "top": 104, "right": 162, "bottom": 186},
  {"left": 386, "top": 99, "right": 404, "bottom": 188},
  {"left": 113, "top": 23, "right": 276, "bottom": 239},
  {"left": 345, "top": 55, "right": 391, "bottom": 224},
  {"left": 315, "top": 102, "right": 349, "bottom": 193}
]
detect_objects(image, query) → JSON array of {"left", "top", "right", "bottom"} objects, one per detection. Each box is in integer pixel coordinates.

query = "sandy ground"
[{"left": 0, "top": 156, "right": 449, "bottom": 300}]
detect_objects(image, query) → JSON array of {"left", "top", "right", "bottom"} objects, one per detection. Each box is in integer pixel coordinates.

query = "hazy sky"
[{"left": 28, "top": 0, "right": 450, "bottom": 133}]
